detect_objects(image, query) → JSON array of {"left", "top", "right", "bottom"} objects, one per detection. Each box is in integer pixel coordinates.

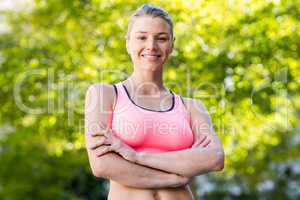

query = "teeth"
[{"left": 142, "top": 55, "right": 160, "bottom": 57}]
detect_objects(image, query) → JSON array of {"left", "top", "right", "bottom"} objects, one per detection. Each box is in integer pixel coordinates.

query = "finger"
[
  {"left": 199, "top": 136, "right": 212, "bottom": 147},
  {"left": 88, "top": 137, "right": 109, "bottom": 150},
  {"left": 111, "top": 139, "right": 123, "bottom": 151},
  {"left": 87, "top": 136, "right": 100, "bottom": 149},
  {"left": 95, "top": 145, "right": 112, "bottom": 157},
  {"left": 202, "top": 140, "right": 211, "bottom": 147},
  {"left": 192, "top": 140, "right": 200, "bottom": 147},
  {"left": 89, "top": 131, "right": 104, "bottom": 137},
  {"left": 103, "top": 129, "right": 114, "bottom": 138},
  {"left": 192, "top": 135, "right": 207, "bottom": 147},
  {"left": 98, "top": 122, "right": 108, "bottom": 130},
  {"left": 192, "top": 141, "right": 199, "bottom": 148},
  {"left": 198, "top": 134, "right": 207, "bottom": 143}
]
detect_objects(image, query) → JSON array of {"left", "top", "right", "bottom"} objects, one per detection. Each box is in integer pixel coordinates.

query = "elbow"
[
  {"left": 89, "top": 152, "right": 116, "bottom": 179},
  {"left": 90, "top": 163, "right": 109, "bottom": 179},
  {"left": 91, "top": 167, "right": 104, "bottom": 178},
  {"left": 212, "top": 150, "right": 224, "bottom": 171}
]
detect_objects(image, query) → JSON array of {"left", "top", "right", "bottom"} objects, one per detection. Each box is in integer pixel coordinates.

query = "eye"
[
  {"left": 137, "top": 36, "right": 146, "bottom": 40},
  {"left": 157, "top": 37, "right": 168, "bottom": 42}
]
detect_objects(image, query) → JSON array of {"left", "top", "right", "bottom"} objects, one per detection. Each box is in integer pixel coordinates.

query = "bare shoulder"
[
  {"left": 86, "top": 83, "right": 116, "bottom": 99},
  {"left": 85, "top": 83, "right": 117, "bottom": 112},
  {"left": 181, "top": 97, "right": 209, "bottom": 115},
  {"left": 86, "top": 83, "right": 115, "bottom": 94}
]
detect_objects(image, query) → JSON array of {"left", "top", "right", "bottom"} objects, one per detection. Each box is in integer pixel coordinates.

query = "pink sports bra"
[{"left": 111, "top": 82, "right": 194, "bottom": 153}]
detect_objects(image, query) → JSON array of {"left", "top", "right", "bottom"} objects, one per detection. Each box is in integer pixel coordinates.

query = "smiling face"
[{"left": 126, "top": 16, "right": 174, "bottom": 71}]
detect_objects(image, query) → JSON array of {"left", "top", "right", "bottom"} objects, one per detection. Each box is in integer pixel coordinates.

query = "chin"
[{"left": 140, "top": 63, "right": 162, "bottom": 71}]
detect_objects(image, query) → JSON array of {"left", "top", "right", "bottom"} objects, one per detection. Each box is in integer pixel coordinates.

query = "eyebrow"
[{"left": 135, "top": 31, "right": 169, "bottom": 35}]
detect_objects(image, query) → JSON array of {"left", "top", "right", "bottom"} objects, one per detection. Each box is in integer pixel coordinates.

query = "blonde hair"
[{"left": 126, "top": 4, "right": 174, "bottom": 40}]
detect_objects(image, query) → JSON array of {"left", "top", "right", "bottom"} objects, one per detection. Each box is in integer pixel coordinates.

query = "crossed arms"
[{"left": 85, "top": 84, "right": 224, "bottom": 189}]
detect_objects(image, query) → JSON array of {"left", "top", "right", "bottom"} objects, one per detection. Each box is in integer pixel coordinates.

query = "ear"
[
  {"left": 169, "top": 37, "right": 175, "bottom": 54},
  {"left": 126, "top": 38, "right": 131, "bottom": 55}
]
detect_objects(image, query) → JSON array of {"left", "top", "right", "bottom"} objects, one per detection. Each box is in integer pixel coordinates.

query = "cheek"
[
  {"left": 163, "top": 47, "right": 172, "bottom": 56},
  {"left": 129, "top": 48, "right": 141, "bottom": 60},
  {"left": 129, "top": 44, "right": 141, "bottom": 55},
  {"left": 127, "top": 42, "right": 136, "bottom": 53},
  {"left": 163, "top": 43, "right": 172, "bottom": 53}
]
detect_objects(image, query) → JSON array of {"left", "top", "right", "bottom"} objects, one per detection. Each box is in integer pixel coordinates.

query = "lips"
[
  {"left": 141, "top": 54, "right": 161, "bottom": 62},
  {"left": 141, "top": 54, "right": 161, "bottom": 58}
]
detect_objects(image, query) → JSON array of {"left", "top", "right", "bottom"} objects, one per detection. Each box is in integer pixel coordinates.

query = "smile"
[{"left": 141, "top": 54, "right": 161, "bottom": 58}]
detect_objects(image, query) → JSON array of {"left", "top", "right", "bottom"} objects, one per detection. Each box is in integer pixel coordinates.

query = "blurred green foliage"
[{"left": 0, "top": 0, "right": 299, "bottom": 199}]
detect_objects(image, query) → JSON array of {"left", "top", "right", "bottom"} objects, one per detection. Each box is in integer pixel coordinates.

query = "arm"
[
  {"left": 133, "top": 98, "right": 224, "bottom": 178},
  {"left": 135, "top": 138, "right": 223, "bottom": 178},
  {"left": 85, "top": 84, "right": 189, "bottom": 189},
  {"left": 87, "top": 142, "right": 188, "bottom": 189}
]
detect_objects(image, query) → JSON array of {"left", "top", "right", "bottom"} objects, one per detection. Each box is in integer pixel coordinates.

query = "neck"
[{"left": 125, "top": 68, "right": 167, "bottom": 95}]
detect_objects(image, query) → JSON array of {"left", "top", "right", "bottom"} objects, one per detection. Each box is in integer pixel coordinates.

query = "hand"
[
  {"left": 169, "top": 174, "right": 191, "bottom": 188},
  {"left": 114, "top": 139, "right": 138, "bottom": 163},
  {"left": 89, "top": 128, "right": 138, "bottom": 163},
  {"left": 192, "top": 133, "right": 212, "bottom": 148},
  {"left": 87, "top": 127, "right": 114, "bottom": 156},
  {"left": 87, "top": 135, "right": 112, "bottom": 156}
]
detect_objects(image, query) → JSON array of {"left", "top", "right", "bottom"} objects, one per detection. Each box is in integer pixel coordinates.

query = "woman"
[{"left": 85, "top": 4, "right": 224, "bottom": 200}]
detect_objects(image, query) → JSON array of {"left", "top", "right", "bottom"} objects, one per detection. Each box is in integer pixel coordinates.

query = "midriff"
[{"left": 108, "top": 181, "right": 195, "bottom": 200}]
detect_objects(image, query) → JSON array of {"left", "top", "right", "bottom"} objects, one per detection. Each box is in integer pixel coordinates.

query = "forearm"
[
  {"left": 135, "top": 147, "right": 224, "bottom": 178},
  {"left": 90, "top": 152, "right": 189, "bottom": 189}
]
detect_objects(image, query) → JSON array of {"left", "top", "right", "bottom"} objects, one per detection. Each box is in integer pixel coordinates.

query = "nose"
[{"left": 145, "top": 38, "right": 158, "bottom": 50}]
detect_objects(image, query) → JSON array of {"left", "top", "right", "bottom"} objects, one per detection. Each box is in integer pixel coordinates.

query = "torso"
[
  {"left": 108, "top": 180, "right": 195, "bottom": 200},
  {"left": 107, "top": 82, "right": 195, "bottom": 200}
]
